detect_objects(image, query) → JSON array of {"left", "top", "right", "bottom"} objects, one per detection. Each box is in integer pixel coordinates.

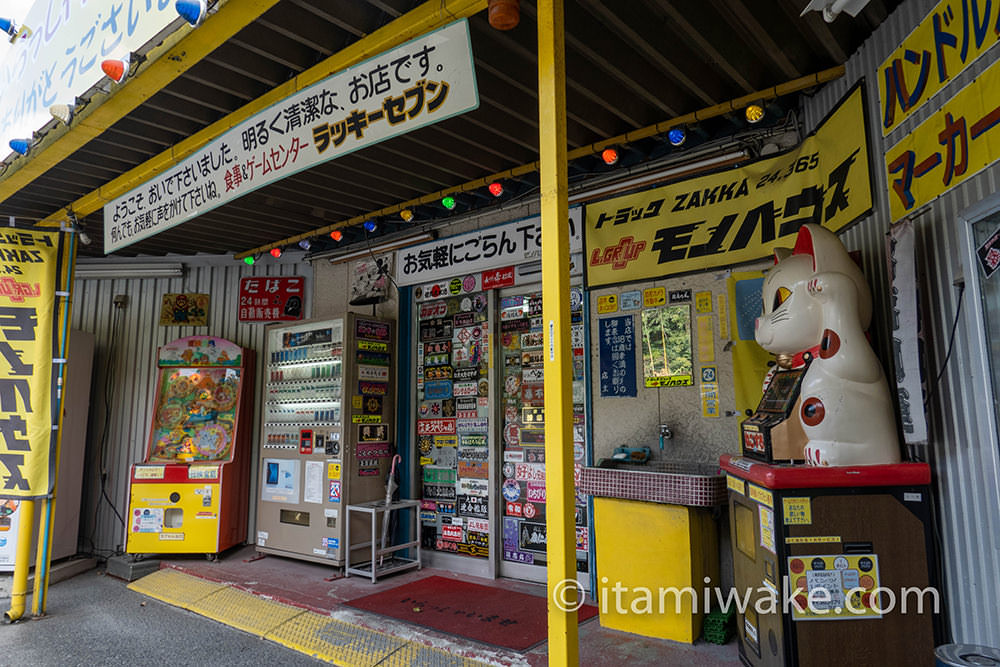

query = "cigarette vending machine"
[
  {"left": 126, "top": 336, "right": 254, "bottom": 556},
  {"left": 255, "top": 315, "right": 395, "bottom": 566},
  {"left": 720, "top": 454, "right": 943, "bottom": 667}
]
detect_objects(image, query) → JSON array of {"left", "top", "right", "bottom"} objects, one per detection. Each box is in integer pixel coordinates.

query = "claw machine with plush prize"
[{"left": 125, "top": 336, "right": 255, "bottom": 556}]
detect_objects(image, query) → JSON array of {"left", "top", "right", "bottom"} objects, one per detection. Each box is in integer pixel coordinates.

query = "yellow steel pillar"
[
  {"left": 4, "top": 499, "right": 35, "bottom": 622},
  {"left": 538, "top": 0, "right": 578, "bottom": 664}
]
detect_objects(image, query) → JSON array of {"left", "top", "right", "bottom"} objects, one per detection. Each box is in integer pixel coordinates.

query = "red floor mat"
[{"left": 344, "top": 575, "right": 598, "bottom": 652}]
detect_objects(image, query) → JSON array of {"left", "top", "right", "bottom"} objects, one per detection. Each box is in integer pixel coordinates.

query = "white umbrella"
[{"left": 378, "top": 454, "right": 402, "bottom": 567}]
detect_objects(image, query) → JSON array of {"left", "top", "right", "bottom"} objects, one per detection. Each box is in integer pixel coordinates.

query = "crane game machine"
[{"left": 126, "top": 336, "right": 255, "bottom": 556}]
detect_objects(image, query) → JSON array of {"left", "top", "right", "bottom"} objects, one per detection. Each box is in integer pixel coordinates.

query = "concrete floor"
[
  {"left": 0, "top": 568, "right": 322, "bottom": 666},
  {"left": 1, "top": 549, "right": 743, "bottom": 666}
]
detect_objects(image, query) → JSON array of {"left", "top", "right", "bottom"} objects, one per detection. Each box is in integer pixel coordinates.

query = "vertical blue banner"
[{"left": 599, "top": 315, "right": 636, "bottom": 397}]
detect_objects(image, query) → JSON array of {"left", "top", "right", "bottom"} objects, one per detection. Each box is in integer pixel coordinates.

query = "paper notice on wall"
[
  {"left": 887, "top": 220, "right": 928, "bottom": 444},
  {"left": 304, "top": 460, "right": 324, "bottom": 504},
  {"left": 697, "top": 315, "right": 715, "bottom": 363}
]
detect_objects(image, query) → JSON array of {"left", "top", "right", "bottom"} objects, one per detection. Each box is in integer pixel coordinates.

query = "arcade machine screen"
[{"left": 147, "top": 367, "right": 242, "bottom": 463}]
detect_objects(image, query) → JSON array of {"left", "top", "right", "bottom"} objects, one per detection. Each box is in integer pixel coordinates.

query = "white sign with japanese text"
[
  {"left": 394, "top": 207, "right": 583, "bottom": 286},
  {"left": 103, "top": 19, "right": 479, "bottom": 252},
  {"left": 1, "top": 0, "right": 178, "bottom": 158}
]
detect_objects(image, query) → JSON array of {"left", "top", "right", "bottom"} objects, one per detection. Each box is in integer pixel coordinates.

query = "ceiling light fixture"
[
  {"left": 298, "top": 239, "right": 312, "bottom": 250},
  {"left": 488, "top": 181, "right": 504, "bottom": 197},
  {"left": 441, "top": 195, "right": 457, "bottom": 210},
  {"left": 9, "top": 138, "right": 32, "bottom": 156},
  {"left": 487, "top": 0, "right": 520, "bottom": 30},
  {"left": 330, "top": 230, "right": 343, "bottom": 242},
  {"left": 326, "top": 232, "right": 436, "bottom": 265},
  {"left": 400, "top": 208, "right": 414, "bottom": 222},
  {"left": 75, "top": 262, "right": 185, "bottom": 279},
  {"left": 49, "top": 104, "right": 75, "bottom": 125},
  {"left": 800, "top": 0, "right": 871, "bottom": 23},
  {"left": 363, "top": 219, "right": 377, "bottom": 232},
  {"left": 102, "top": 54, "right": 132, "bottom": 84},
  {"left": 601, "top": 147, "right": 620, "bottom": 165},
  {"left": 0, "top": 17, "right": 18, "bottom": 39},
  {"left": 745, "top": 102, "right": 765, "bottom": 124},
  {"left": 175, "top": 0, "right": 208, "bottom": 26},
  {"left": 667, "top": 126, "right": 687, "bottom": 147},
  {"left": 243, "top": 255, "right": 256, "bottom": 265},
  {"left": 269, "top": 247, "right": 282, "bottom": 258}
]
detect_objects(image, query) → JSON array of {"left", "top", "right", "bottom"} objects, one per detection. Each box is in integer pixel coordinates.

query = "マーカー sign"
[
  {"left": 885, "top": 57, "right": 1000, "bottom": 222},
  {"left": 586, "top": 85, "right": 871, "bottom": 286},
  {"left": 104, "top": 20, "right": 479, "bottom": 252}
]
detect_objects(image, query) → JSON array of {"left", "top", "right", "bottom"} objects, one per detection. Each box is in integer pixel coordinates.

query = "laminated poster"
[{"left": 641, "top": 305, "right": 693, "bottom": 387}]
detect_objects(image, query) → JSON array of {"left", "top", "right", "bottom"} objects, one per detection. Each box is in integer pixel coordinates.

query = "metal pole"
[
  {"left": 32, "top": 230, "right": 77, "bottom": 615},
  {"left": 4, "top": 499, "right": 35, "bottom": 622},
  {"left": 538, "top": 0, "right": 579, "bottom": 664}
]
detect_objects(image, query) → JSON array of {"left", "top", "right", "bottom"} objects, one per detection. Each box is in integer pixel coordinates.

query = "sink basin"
[{"left": 579, "top": 458, "right": 726, "bottom": 507}]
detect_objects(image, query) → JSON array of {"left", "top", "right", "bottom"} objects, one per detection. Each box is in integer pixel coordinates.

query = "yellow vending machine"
[
  {"left": 255, "top": 314, "right": 395, "bottom": 566},
  {"left": 125, "top": 336, "right": 255, "bottom": 557}
]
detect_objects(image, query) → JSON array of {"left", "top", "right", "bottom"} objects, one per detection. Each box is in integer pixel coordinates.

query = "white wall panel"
[{"left": 70, "top": 255, "right": 311, "bottom": 558}]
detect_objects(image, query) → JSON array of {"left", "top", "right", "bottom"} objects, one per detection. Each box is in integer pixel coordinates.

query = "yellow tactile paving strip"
[
  {"left": 127, "top": 567, "right": 226, "bottom": 609},
  {"left": 128, "top": 568, "right": 490, "bottom": 666}
]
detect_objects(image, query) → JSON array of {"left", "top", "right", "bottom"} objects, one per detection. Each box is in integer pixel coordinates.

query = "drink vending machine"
[
  {"left": 255, "top": 315, "right": 395, "bottom": 565},
  {"left": 125, "top": 336, "right": 255, "bottom": 556}
]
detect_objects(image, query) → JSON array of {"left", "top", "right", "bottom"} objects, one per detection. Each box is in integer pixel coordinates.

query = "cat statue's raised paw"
[{"left": 755, "top": 224, "right": 901, "bottom": 466}]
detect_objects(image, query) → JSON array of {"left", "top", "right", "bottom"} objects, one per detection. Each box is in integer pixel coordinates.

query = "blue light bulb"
[
  {"left": 9, "top": 139, "right": 31, "bottom": 156},
  {"left": 175, "top": 0, "right": 206, "bottom": 27},
  {"left": 363, "top": 220, "right": 377, "bottom": 233}
]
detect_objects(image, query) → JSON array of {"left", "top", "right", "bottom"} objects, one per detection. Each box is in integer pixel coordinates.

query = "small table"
[{"left": 345, "top": 498, "right": 421, "bottom": 583}]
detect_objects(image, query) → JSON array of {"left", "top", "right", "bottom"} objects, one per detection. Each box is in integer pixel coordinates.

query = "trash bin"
[{"left": 935, "top": 644, "right": 1000, "bottom": 666}]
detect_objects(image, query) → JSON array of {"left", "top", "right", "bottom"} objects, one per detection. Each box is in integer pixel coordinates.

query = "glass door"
[
  {"left": 497, "top": 286, "right": 590, "bottom": 583},
  {"left": 415, "top": 289, "right": 493, "bottom": 562}
]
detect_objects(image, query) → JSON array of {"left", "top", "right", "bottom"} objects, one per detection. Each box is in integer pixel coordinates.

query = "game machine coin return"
[{"left": 126, "top": 336, "right": 254, "bottom": 556}]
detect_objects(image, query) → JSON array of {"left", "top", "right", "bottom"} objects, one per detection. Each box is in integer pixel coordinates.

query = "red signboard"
[
  {"left": 482, "top": 266, "right": 515, "bottom": 290},
  {"left": 238, "top": 276, "right": 305, "bottom": 322}
]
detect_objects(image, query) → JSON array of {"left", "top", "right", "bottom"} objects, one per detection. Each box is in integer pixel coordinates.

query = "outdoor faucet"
[{"left": 658, "top": 423, "right": 673, "bottom": 450}]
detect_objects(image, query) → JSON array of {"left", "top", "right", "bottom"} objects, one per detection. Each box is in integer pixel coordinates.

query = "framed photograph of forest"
[{"left": 640, "top": 305, "right": 693, "bottom": 387}]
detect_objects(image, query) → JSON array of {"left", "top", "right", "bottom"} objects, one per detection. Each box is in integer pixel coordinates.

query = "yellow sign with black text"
[
  {"left": 586, "top": 86, "right": 872, "bottom": 286},
  {"left": 0, "top": 229, "right": 71, "bottom": 499},
  {"left": 885, "top": 56, "right": 1000, "bottom": 223},
  {"left": 877, "top": 0, "right": 1000, "bottom": 136}
]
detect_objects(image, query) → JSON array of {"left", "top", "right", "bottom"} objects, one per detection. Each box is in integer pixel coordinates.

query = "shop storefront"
[{"left": 392, "top": 208, "right": 591, "bottom": 585}]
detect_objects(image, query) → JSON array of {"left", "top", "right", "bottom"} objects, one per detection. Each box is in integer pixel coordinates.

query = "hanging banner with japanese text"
[
  {"left": 885, "top": 56, "right": 1000, "bottom": 223},
  {"left": 1, "top": 2, "right": 178, "bottom": 157},
  {"left": 103, "top": 20, "right": 479, "bottom": 253},
  {"left": 877, "top": 0, "right": 1000, "bottom": 137},
  {"left": 887, "top": 220, "right": 928, "bottom": 444},
  {"left": 1, "top": 229, "right": 70, "bottom": 499},
  {"left": 585, "top": 85, "right": 872, "bottom": 287}
]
